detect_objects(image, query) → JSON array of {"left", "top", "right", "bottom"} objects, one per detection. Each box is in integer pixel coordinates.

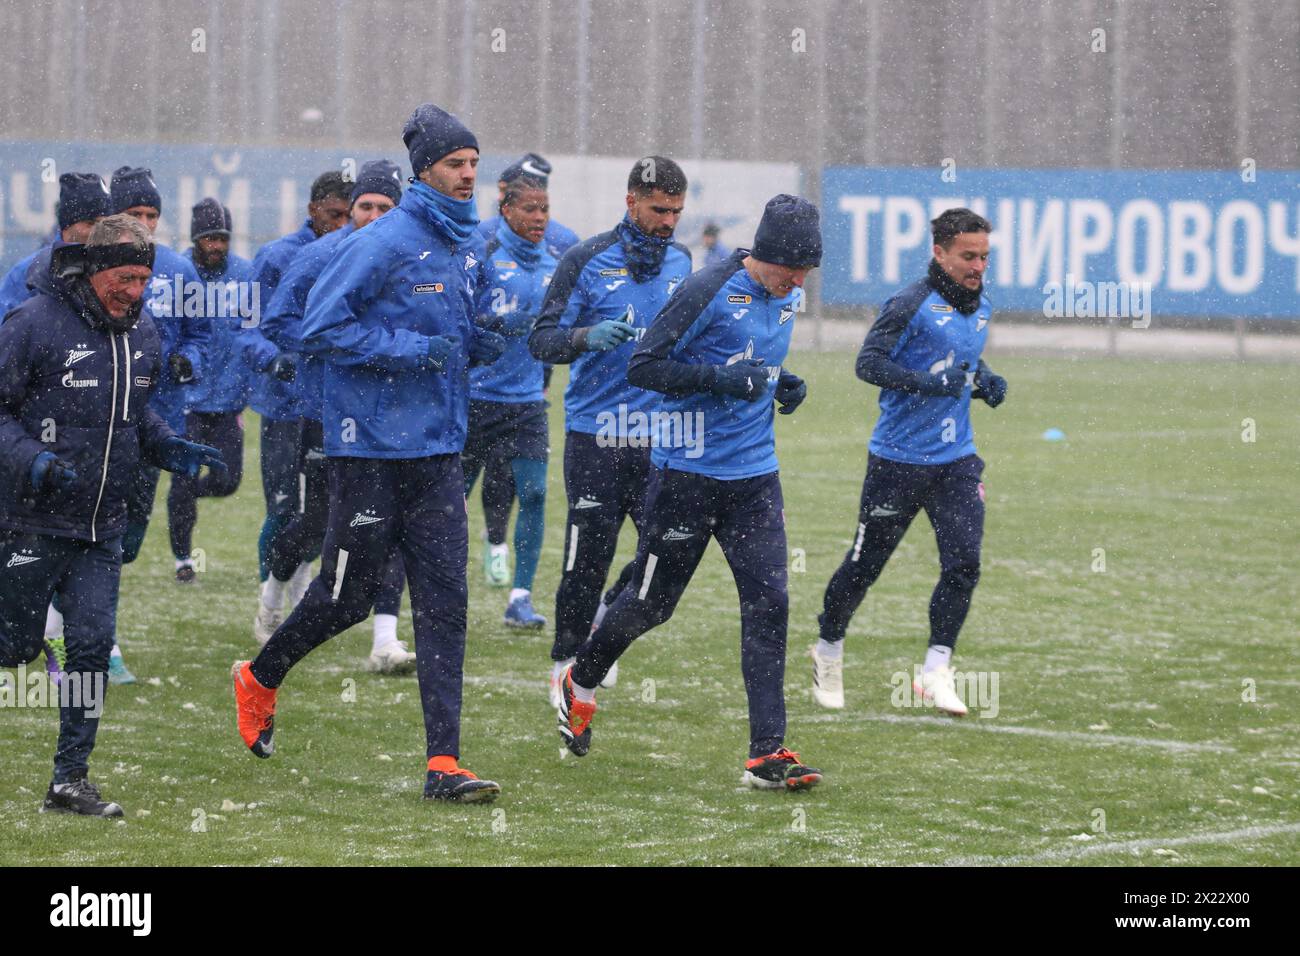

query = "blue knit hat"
[
  {"left": 110, "top": 166, "right": 162, "bottom": 214},
  {"left": 190, "top": 197, "right": 230, "bottom": 241},
  {"left": 501, "top": 153, "right": 552, "bottom": 186},
  {"left": 350, "top": 159, "right": 404, "bottom": 205},
  {"left": 402, "top": 104, "right": 478, "bottom": 176},
  {"left": 751, "top": 194, "right": 822, "bottom": 268},
  {"left": 58, "top": 172, "right": 111, "bottom": 228}
]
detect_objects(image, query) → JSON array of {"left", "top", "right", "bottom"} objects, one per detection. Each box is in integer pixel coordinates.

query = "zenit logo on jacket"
[
  {"left": 470, "top": 220, "right": 556, "bottom": 404},
  {"left": 631, "top": 249, "right": 797, "bottom": 480},
  {"left": 862, "top": 272, "right": 992, "bottom": 465},
  {"left": 302, "top": 187, "right": 484, "bottom": 458},
  {"left": 531, "top": 217, "right": 691, "bottom": 436}
]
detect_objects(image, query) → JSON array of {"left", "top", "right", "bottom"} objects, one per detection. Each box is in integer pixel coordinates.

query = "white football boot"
[
  {"left": 913, "top": 665, "right": 968, "bottom": 717},
  {"left": 550, "top": 658, "right": 574, "bottom": 709},
  {"left": 367, "top": 641, "right": 418, "bottom": 675},
  {"left": 810, "top": 644, "right": 845, "bottom": 709}
]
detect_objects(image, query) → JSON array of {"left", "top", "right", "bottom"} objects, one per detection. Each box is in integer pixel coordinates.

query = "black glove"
[
  {"left": 157, "top": 437, "right": 228, "bottom": 479},
  {"left": 774, "top": 371, "right": 807, "bottom": 415},
  {"left": 469, "top": 329, "right": 507, "bottom": 366},
  {"left": 29, "top": 451, "right": 77, "bottom": 496},
  {"left": 425, "top": 334, "right": 461, "bottom": 373},
  {"left": 268, "top": 352, "right": 297, "bottom": 383},
  {"left": 914, "top": 365, "right": 967, "bottom": 397},
  {"left": 710, "top": 359, "right": 769, "bottom": 402},
  {"left": 169, "top": 353, "right": 195, "bottom": 384},
  {"left": 972, "top": 367, "right": 1008, "bottom": 407}
]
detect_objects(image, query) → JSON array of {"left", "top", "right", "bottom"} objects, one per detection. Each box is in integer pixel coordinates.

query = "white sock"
[
  {"left": 372, "top": 614, "right": 398, "bottom": 652},
  {"left": 923, "top": 645, "right": 953, "bottom": 673},
  {"left": 816, "top": 638, "right": 843, "bottom": 660},
  {"left": 44, "top": 604, "right": 63, "bottom": 639},
  {"left": 509, "top": 588, "right": 529, "bottom": 603},
  {"left": 490, "top": 542, "right": 508, "bottom": 557},
  {"left": 175, "top": 557, "right": 192, "bottom": 570},
  {"left": 110, "top": 644, "right": 123, "bottom": 659},
  {"left": 552, "top": 659, "right": 573, "bottom": 682},
  {"left": 261, "top": 575, "right": 289, "bottom": 610},
  {"left": 571, "top": 677, "right": 597, "bottom": 703}
]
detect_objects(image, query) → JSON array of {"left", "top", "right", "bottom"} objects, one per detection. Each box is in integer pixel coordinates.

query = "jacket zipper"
[
  {"left": 90, "top": 332, "right": 119, "bottom": 542},
  {"left": 121, "top": 332, "right": 131, "bottom": 421}
]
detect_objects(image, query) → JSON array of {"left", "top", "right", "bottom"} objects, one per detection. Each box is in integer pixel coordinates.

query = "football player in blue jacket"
[
  {"left": 529, "top": 156, "right": 692, "bottom": 706},
  {"left": 464, "top": 173, "right": 558, "bottom": 630},
  {"left": 166, "top": 199, "right": 252, "bottom": 584},
  {"left": 554, "top": 195, "right": 824, "bottom": 792},
  {"left": 811, "top": 208, "right": 1008, "bottom": 716},
  {"left": 233, "top": 104, "right": 506, "bottom": 803}
]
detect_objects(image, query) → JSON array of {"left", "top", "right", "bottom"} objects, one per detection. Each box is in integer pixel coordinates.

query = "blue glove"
[
  {"left": 29, "top": 451, "right": 77, "bottom": 496},
  {"left": 775, "top": 370, "right": 807, "bottom": 415},
  {"left": 972, "top": 367, "right": 1008, "bottom": 407},
  {"left": 914, "top": 366, "right": 967, "bottom": 397},
  {"left": 268, "top": 352, "right": 297, "bottom": 382},
  {"left": 710, "top": 359, "right": 769, "bottom": 402},
  {"left": 157, "top": 437, "right": 228, "bottom": 479},
  {"left": 582, "top": 320, "right": 636, "bottom": 352},
  {"left": 469, "top": 329, "right": 507, "bottom": 366},
  {"left": 424, "top": 334, "right": 461, "bottom": 373}
]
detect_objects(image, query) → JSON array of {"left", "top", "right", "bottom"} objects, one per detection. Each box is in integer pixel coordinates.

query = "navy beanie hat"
[
  {"left": 190, "top": 197, "right": 230, "bottom": 241},
  {"left": 350, "top": 159, "right": 404, "bottom": 205},
  {"left": 58, "top": 172, "right": 111, "bottom": 228},
  {"left": 402, "top": 103, "right": 478, "bottom": 176},
  {"left": 110, "top": 166, "right": 162, "bottom": 214},
  {"left": 501, "top": 152, "right": 552, "bottom": 186},
  {"left": 752, "top": 194, "right": 822, "bottom": 268}
]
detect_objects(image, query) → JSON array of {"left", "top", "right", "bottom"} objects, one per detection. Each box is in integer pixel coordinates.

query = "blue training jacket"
[
  {"left": 243, "top": 219, "right": 318, "bottom": 421},
  {"left": 302, "top": 188, "right": 487, "bottom": 458},
  {"left": 185, "top": 249, "right": 255, "bottom": 415},
  {"left": 260, "top": 223, "right": 354, "bottom": 422},
  {"left": 856, "top": 275, "right": 992, "bottom": 465},
  {"left": 470, "top": 220, "right": 556, "bottom": 404},
  {"left": 628, "top": 249, "right": 799, "bottom": 480},
  {"left": 528, "top": 224, "right": 691, "bottom": 436},
  {"left": 0, "top": 247, "right": 44, "bottom": 319},
  {"left": 138, "top": 243, "right": 210, "bottom": 433},
  {"left": 477, "top": 216, "right": 578, "bottom": 263}
]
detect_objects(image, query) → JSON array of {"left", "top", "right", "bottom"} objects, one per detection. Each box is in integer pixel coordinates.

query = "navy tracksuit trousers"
[
  {"left": 0, "top": 531, "right": 120, "bottom": 782},
  {"left": 819, "top": 453, "right": 985, "bottom": 649},
  {"left": 167, "top": 410, "right": 245, "bottom": 560},
  {"left": 551, "top": 431, "right": 646, "bottom": 662},
  {"left": 571, "top": 467, "right": 790, "bottom": 759},
  {"left": 251, "top": 455, "right": 467, "bottom": 759}
]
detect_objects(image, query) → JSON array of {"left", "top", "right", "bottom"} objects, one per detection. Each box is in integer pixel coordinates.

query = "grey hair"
[{"left": 87, "top": 213, "right": 153, "bottom": 250}]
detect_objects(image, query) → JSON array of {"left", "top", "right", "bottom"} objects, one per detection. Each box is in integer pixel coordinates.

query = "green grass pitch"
[{"left": 2, "top": 349, "right": 1297, "bottom": 865}]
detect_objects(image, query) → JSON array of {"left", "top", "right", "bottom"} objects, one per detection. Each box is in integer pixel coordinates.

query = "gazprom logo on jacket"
[
  {"left": 413, "top": 283, "right": 445, "bottom": 294},
  {"left": 62, "top": 370, "right": 99, "bottom": 388}
]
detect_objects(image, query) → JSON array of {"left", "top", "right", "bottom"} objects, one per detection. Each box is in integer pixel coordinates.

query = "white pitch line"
[
  {"left": 940, "top": 821, "right": 1300, "bottom": 866},
  {"left": 799, "top": 711, "right": 1236, "bottom": 753}
]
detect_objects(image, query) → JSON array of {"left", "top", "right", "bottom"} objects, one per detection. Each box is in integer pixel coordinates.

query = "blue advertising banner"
[
  {"left": 0, "top": 141, "right": 518, "bottom": 272},
  {"left": 822, "top": 166, "right": 1300, "bottom": 319}
]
